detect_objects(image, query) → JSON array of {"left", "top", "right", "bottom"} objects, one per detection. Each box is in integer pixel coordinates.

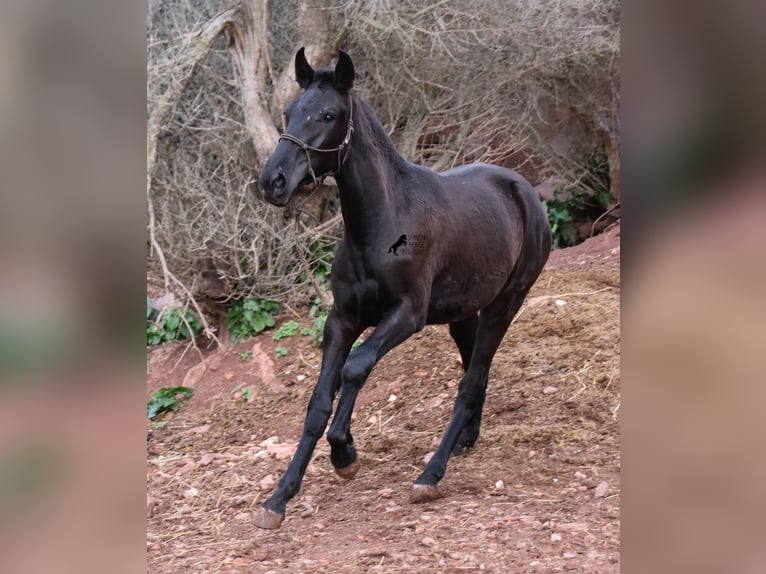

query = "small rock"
[
  {"left": 188, "top": 424, "right": 210, "bottom": 434},
  {"left": 559, "top": 522, "right": 588, "bottom": 531},
  {"left": 234, "top": 512, "right": 250, "bottom": 522},
  {"left": 183, "top": 487, "right": 199, "bottom": 498},
  {"left": 574, "top": 471, "right": 587, "bottom": 480},
  {"left": 182, "top": 362, "right": 206, "bottom": 387},
  {"left": 198, "top": 453, "right": 214, "bottom": 466},
  {"left": 555, "top": 299, "right": 566, "bottom": 306},
  {"left": 494, "top": 480, "right": 504, "bottom": 489},
  {"left": 266, "top": 442, "right": 297, "bottom": 460},
  {"left": 421, "top": 536, "right": 436, "bottom": 547},
  {"left": 388, "top": 394, "right": 397, "bottom": 402},
  {"left": 551, "top": 533, "right": 562, "bottom": 542},
  {"left": 146, "top": 496, "right": 158, "bottom": 518},
  {"left": 594, "top": 481, "right": 609, "bottom": 498},
  {"left": 543, "top": 386, "right": 559, "bottom": 394},
  {"left": 563, "top": 551, "right": 577, "bottom": 559},
  {"left": 176, "top": 459, "right": 198, "bottom": 475},
  {"left": 378, "top": 488, "right": 394, "bottom": 499},
  {"left": 258, "top": 474, "right": 276, "bottom": 491},
  {"left": 297, "top": 374, "right": 306, "bottom": 382}
]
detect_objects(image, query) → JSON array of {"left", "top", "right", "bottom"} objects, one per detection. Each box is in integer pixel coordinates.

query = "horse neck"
[{"left": 335, "top": 95, "right": 409, "bottom": 242}]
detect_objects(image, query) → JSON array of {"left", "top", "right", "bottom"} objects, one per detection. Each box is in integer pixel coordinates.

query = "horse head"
[{"left": 259, "top": 48, "right": 355, "bottom": 206}]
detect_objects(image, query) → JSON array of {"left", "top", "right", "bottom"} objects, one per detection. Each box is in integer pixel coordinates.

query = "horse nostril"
[{"left": 271, "top": 173, "right": 286, "bottom": 191}]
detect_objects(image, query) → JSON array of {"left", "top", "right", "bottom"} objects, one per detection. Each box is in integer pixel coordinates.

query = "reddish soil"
[{"left": 147, "top": 225, "right": 620, "bottom": 573}]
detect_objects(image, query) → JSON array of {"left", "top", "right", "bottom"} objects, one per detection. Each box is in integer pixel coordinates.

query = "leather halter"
[{"left": 278, "top": 94, "right": 355, "bottom": 190}]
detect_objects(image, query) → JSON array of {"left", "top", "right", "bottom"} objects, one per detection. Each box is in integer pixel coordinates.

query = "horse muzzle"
[
  {"left": 259, "top": 163, "right": 294, "bottom": 206},
  {"left": 259, "top": 152, "right": 315, "bottom": 207}
]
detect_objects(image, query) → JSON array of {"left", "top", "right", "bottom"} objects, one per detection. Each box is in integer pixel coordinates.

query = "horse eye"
[{"left": 323, "top": 112, "right": 336, "bottom": 122}]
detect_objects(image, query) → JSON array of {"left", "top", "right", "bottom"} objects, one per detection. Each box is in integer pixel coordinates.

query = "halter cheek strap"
[{"left": 278, "top": 94, "right": 355, "bottom": 190}]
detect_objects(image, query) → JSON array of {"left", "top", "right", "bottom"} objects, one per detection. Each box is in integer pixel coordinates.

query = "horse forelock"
[{"left": 307, "top": 69, "right": 350, "bottom": 93}]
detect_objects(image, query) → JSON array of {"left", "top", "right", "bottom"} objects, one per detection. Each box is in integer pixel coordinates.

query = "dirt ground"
[{"left": 147, "top": 224, "right": 620, "bottom": 573}]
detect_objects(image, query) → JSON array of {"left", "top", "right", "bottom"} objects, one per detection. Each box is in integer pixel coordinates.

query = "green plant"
[
  {"left": 304, "top": 239, "right": 337, "bottom": 290},
  {"left": 239, "top": 350, "right": 252, "bottom": 360},
  {"left": 544, "top": 197, "right": 577, "bottom": 249},
  {"left": 272, "top": 320, "right": 300, "bottom": 341},
  {"left": 275, "top": 346, "right": 288, "bottom": 357},
  {"left": 146, "top": 299, "right": 203, "bottom": 345},
  {"left": 232, "top": 386, "right": 253, "bottom": 401},
  {"left": 544, "top": 150, "right": 615, "bottom": 249},
  {"left": 300, "top": 299, "right": 329, "bottom": 347},
  {"left": 544, "top": 184, "right": 615, "bottom": 249},
  {"left": 147, "top": 386, "right": 194, "bottom": 419},
  {"left": 227, "top": 298, "right": 281, "bottom": 343}
]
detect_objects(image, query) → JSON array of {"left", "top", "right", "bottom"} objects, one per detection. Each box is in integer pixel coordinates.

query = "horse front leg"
[
  {"left": 326, "top": 301, "right": 424, "bottom": 478},
  {"left": 254, "top": 310, "right": 359, "bottom": 529}
]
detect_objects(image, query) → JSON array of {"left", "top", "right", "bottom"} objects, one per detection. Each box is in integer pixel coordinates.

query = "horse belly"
[{"left": 426, "top": 267, "right": 509, "bottom": 324}]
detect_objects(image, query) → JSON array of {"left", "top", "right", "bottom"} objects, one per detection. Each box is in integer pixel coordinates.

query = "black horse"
[
  {"left": 388, "top": 234, "right": 407, "bottom": 256},
  {"left": 256, "top": 48, "right": 551, "bottom": 529}
]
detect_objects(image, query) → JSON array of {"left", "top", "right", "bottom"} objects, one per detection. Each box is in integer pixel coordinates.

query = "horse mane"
[{"left": 350, "top": 91, "right": 410, "bottom": 172}]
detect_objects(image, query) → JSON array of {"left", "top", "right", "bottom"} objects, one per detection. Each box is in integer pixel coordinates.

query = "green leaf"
[
  {"left": 147, "top": 386, "right": 194, "bottom": 419},
  {"left": 272, "top": 320, "right": 300, "bottom": 340},
  {"left": 252, "top": 316, "right": 266, "bottom": 332},
  {"left": 274, "top": 346, "right": 288, "bottom": 357}
]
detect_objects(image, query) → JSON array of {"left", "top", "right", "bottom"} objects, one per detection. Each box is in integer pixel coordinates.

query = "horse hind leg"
[
  {"left": 412, "top": 287, "right": 531, "bottom": 503},
  {"left": 448, "top": 314, "right": 485, "bottom": 456}
]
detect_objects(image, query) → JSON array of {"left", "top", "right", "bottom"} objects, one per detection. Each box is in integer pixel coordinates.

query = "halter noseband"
[{"left": 278, "top": 94, "right": 355, "bottom": 190}]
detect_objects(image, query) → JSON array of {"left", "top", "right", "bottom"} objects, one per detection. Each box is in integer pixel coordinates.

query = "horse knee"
[{"left": 341, "top": 347, "right": 375, "bottom": 387}]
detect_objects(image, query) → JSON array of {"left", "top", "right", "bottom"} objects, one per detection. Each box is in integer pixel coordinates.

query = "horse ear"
[
  {"left": 295, "top": 47, "right": 314, "bottom": 89},
  {"left": 334, "top": 50, "right": 355, "bottom": 92}
]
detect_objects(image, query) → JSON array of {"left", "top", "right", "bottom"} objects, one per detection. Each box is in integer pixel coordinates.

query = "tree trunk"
[
  {"left": 225, "top": 2, "right": 280, "bottom": 172},
  {"left": 269, "top": 0, "right": 335, "bottom": 126}
]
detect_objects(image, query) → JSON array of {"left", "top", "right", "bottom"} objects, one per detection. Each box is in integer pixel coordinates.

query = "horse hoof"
[
  {"left": 410, "top": 483, "right": 444, "bottom": 504},
  {"left": 254, "top": 506, "right": 285, "bottom": 530},
  {"left": 334, "top": 458, "right": 361, "bottom": 480}
]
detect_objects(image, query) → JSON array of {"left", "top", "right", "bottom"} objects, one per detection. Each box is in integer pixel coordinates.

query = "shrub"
[
  {"left": 146, "top": 299, "right": 203, "bottom": 345},
  {"left": 227, "top": 298, "right": 281, "bottom": 343}
]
